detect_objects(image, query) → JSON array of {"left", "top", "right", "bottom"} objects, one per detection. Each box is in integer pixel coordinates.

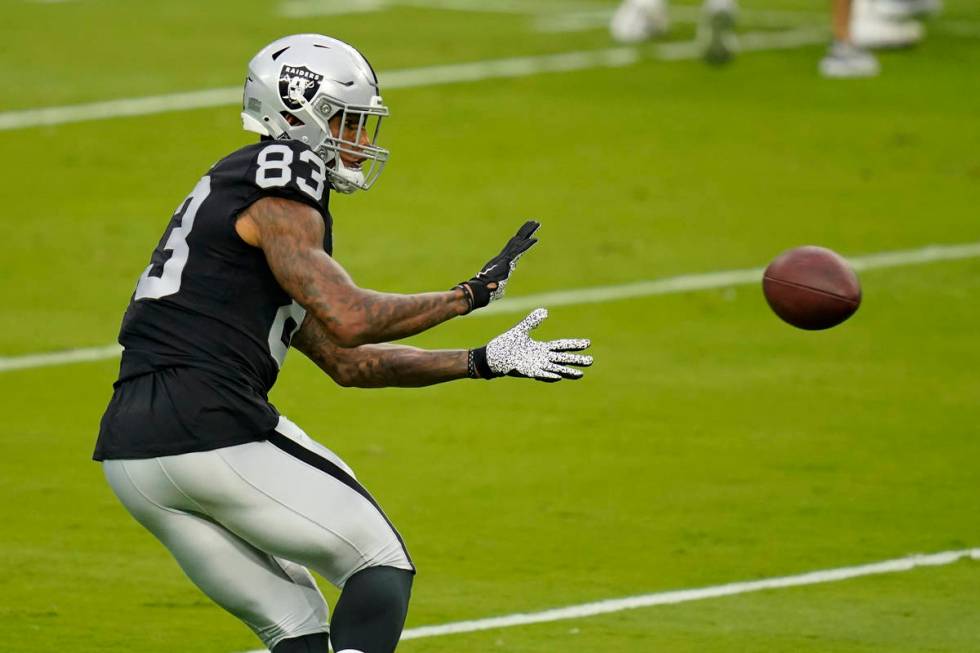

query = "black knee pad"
[
  {"left": 330, "top": 566, "right": 414, "bottom": 653},
  {"left": 349, "top": 565, "right": 413, "bottom": 612}
]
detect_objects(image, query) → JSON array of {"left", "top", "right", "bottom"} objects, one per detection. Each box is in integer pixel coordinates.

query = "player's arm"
[
  {"left": 239, "top": 196, "right": 460, "bottom": 347},
  {"left": 291, "top": 313, "right": 468, "bottom": 387},
  {"left": 238, "top": 197, "right": 538, "bottom": 347},
  {"left": 292, "top": 308, "right": 593, "bottom": 388}
]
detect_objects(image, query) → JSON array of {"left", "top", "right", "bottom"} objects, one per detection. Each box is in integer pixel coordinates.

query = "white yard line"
[
  {"left": 279, "top": 1, "right": 824, "bottom": 29},
  {"left": 2, "top": 241, "right": 978, "bottom": 374},
  {"left": 480, "top": 240, "right": 980, "bottom": 315},
  {"left": 935, "top": 19, "right": 980, "bottom": 38},
  {"left": 0, "top": 28, "right": 825, "bottom": 133},
  {"left": 280, "top": 0, "right": 602, "bottom": 18},
  {"left": 389, "top": 0, "right": 581, "bottom": 14},
  {"left": 534, "top": 6, "right": 825, "bottom": 32},
  {"left": 235, "top": 547, "right": 979, "bottom": 651},
  {"left": 279, "top": 0, "right": 387, "bottom": 17},
  {"left": 0, "top": 344, "right": 122, "bottom": 373}
]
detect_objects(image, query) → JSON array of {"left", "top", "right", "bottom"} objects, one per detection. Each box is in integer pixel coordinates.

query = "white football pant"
[{"left": 102, "top": 416, "right": 413, "bottom": 650}]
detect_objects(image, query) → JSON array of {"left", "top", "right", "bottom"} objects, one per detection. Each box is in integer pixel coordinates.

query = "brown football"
[{"left": 762, "top": 246, "right": 861, "bottom": 330}]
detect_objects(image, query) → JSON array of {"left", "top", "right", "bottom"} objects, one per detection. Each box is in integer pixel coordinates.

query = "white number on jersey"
[
  {"left": 135, "top": 176, "right": 212, "bottom": 300},
  {"left": 255, "top": 143, "right": 325, "bottom": 202},
  {"left": 297, "top": 149, "right": 326, "bottom": 201},
  {"left": 267, "top": 300, "right": 308, "bottom": 368}
]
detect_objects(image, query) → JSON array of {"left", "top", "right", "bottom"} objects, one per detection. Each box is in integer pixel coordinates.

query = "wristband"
[
  {"left": 455, "top": 280, "right": 491, "bottom": 313},
  {"left": 468, "top": 346, "right": 497, "bottom": 379},
  {"left": 454, "top": 283, "right": 475, "bottom": 314}
]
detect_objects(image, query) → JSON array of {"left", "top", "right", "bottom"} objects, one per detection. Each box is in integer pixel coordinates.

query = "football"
[{"left": 762, "top": 245, "right": 862, "bottom": 330}]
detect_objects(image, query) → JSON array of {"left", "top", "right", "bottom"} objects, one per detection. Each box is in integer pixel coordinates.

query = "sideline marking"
[
  {"left": 0, "top": 28, "right": 824, "bottom": 132},
  {"left": 2, "top": 241, "right": 979, "bottom": 373},
  {"left": 236, "top": 547, "right": 979, "bottom": 650}
]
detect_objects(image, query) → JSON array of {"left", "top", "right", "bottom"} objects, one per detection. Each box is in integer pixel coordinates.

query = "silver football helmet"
[{"left": 241, "top": 34, "right": 389, "bottom": 193}]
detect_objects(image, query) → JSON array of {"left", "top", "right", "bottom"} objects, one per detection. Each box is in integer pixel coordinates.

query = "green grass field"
[{"left": 2, "top": 1, "right": 980, "bottom": 651}]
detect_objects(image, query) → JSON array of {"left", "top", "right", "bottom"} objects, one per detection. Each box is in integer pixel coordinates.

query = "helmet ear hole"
[{"left": 280, "top": 111, "right": 305, "bottom": 126}]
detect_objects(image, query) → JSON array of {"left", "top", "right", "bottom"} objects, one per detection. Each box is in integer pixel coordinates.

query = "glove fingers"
[
  {"left": 516, "top": 220, "right": 540, "bottom": 239},
  {"left": 545, "top": 338, "right": 591, "bottom": 352},
  {"left": 513, "top": 237, "right": 538, "bottom": 256},
  {"left": 542, "top": 363, "right": 584, "bottom": 380},
  {"left": 502, "top": 237, "right": 537, "bottom": 261},
  {"left": 549, "top": 352, "right": 593, "bottom": 367},
  {"left": 533, "top": 369, "right": 562, "bottom": 382},
  {"left": 516, "top": 308, "right": 548, "bottom": 332},
  {"left": 501, "top": 222, "right": 539, "bottom": 254}
]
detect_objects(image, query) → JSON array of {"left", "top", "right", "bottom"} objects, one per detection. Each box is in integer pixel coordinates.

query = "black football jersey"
[{"left": 94, "top": 140, "right": 332, "bottom": 460}]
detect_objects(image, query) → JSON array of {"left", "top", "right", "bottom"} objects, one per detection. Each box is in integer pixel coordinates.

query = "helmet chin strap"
[
  {"left": 328, "top": 157, "right": 366, "bottom": 194},
  {"left": 292, "top": 92, "right": 365, "bottom": 195}
]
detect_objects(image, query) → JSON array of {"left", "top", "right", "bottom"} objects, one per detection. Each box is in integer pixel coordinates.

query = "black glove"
[{"left": 456, "top": 220, "right": 540, "bottom": 313}]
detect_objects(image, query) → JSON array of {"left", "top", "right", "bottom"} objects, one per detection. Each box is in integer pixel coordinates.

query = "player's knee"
[
  {"left": 344, "top": 565, "right": 413, "bottom": 619},
  {"left": 330, "top": 565, "right": 414, "bottom": 653}
]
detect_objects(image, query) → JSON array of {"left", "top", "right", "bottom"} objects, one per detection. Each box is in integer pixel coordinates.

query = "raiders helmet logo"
[{"left": 278, "top": 65, "right": 324, "bottom": 110}]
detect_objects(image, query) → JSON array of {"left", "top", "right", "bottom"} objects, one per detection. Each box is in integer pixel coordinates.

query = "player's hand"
[
  {"left": 456, "top": 220, "right": 540, "bottom": 313},
  {"left": 469, "top": 308, "right": 593, "bottom": 382}
]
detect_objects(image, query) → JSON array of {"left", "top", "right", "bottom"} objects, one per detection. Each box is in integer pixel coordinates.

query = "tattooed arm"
[
  {"left": 237, "top": 196, "right": 470, "bottom": 347},
  {"left": 291, "top": 314, "right": 471, "bottom": 388}
]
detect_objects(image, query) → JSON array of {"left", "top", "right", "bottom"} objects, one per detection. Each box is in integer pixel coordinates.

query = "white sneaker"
[
  {"left": 819, "top": 41, "right": 881, "bottom": 78},
  {"left": 874, "top": 0, "right": 942, "bottom": 19},
  {"left": 698, "top": 1, "right": 738, "bottom": 65},
  {"left": 851, "top": 0, "right": 924, "bottom": 49},
  {"left": 610, "top": 0, "right": 669, "bottom": 43}
]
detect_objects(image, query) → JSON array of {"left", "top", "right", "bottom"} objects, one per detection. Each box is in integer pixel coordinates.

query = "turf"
[{"left": 1, "top": 1, "right": 979, "bottom": 652}]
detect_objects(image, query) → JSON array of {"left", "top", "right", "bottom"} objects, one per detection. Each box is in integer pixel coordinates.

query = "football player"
[{"left": 94, "top": 34, "right": 593, "bottom": 653}]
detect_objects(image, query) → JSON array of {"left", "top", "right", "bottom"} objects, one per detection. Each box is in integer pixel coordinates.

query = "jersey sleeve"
[{"left": 240, "top": 140, "right": 329, "bottom": 218}]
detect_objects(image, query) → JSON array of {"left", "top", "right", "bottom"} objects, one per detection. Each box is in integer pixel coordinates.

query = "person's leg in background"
[
  {"left": 820, "top": 0, "right": 881, "bottom": 77},
  {"left": 610, "top": 0, "right": 670, "bottom": 43},
  {"left": 699, "top": 0, "right": 739, "bottom": 65}
]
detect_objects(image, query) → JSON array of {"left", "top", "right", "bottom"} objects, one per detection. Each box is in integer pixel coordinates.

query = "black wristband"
[
  {"left": 468, "top": 346, "right": 497, "bottom": 379},
  {"left": 458, "top": 280, "right": 491, "bottom": 311},
  {"left": 453, "top": 283, "right": 476, "bottom": 314}
]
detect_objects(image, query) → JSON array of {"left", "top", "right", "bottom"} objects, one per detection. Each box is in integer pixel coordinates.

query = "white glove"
[{"left": 469, "top": 308, "right": 593, "bottom": 382}]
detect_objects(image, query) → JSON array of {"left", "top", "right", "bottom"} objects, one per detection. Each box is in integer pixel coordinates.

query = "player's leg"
[
  {"left": 271, "top": 632, "right": 330, "bottom": 652},
  {"left": 159, "top": 417, "right": 415, "bottom": 653},
  {"left": 102, "top": 459, "right": 330, "bottom": 651},
  {"left": 699, "top": 0, "right": 738, "bottom": 65},
  {"left": 610, "top": 0, "right": 669, "bottom": 43},
  {"left": 330, "top": 566, "right": 413, "bottom": 653},
  {"left": 273, "top": 566, "right": 413, "bottom": 653}
]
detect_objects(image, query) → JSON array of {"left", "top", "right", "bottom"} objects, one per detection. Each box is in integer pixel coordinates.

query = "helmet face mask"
[
  {"left": 241, "top": 34, "right": 390, "bottom": 194},
  {"left": 305, "top": 94, "right": 389, "bottom": 193}
]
